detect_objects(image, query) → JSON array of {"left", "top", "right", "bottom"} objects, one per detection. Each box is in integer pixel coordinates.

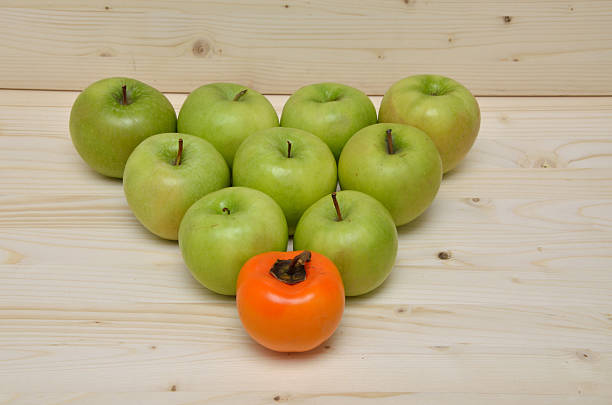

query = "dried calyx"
[{"left": 269, "top": 250, "right": 311, "bottom": 285}]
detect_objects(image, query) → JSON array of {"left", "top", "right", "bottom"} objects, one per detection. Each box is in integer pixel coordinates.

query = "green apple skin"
[
  {"left": 177, "top": 83, "right": 279, "bottom": 167},
  {"left": 69, "top": 77, "right": 177, "bottom": 178},
  {"left": 280, "top": 82, "right": 377, "bottom": 160},
  {"left": 378, "top": 75, "right": 480, "bottom": 173},
  {"left": 338, "top": 123, "right": 442, "bottom": 226},
  {"left": 232, "top": 127, "right": 337, "bottom": 234},
  {"left": 293, "top": 190, "right": 398, "bottom": 296},
  {"left": 178, "top": 187, "right": 288, "bottom": 295},
  {"left": 123, "top": 133, "right": 230, "bottom": 240}
]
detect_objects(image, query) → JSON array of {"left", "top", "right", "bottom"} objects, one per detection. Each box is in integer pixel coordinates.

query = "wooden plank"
[
  {"left": 0, "top": 1, "right": 611, "bottom": 95},
  {"left": 1, "top": 93, "right": 611, "bottom": 196},
  {"left": 1, "top": 393, "right": 610, "bottom": 405},
  {"left": 0, "top": 304, "right": 611, "bottom": 394},
  {"left": 2, "top": 303, "right": 610, "bottom": 352},
  {"left": 1, "top": 196, "right": 612, "bottom": 307}
]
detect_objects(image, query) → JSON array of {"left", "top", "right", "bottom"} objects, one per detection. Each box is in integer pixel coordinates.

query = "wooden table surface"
[{"left": 0, "top": 90, "right": 611, "bottom": 404}]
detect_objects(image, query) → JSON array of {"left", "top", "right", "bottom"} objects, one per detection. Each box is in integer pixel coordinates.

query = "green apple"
[
  {"left": 179, "top": 187, "right": 288, "bottom": 295},
  {"left": 293, "top": 191, "right": 397, "bottom": 296},
  {"left": 177, "top": 83, "right": 279, "bottom": 167},
  {"left": 280, "top": 82, "right": 377, "bottom": 159},
  {"left": 232, "top": 127, "right": 337, "bottom": 234},
  {"left": 338, "top": 123, "right": 442, "bottom": 226},
  {"left": 69, "top": 77, "right": 177, "bottom": 178},
  {"left": 123, "top": 133, "right": 230, "bottom": 240},
  {"left": 378, "top": 74, "right": 480, "bottom": 173}
]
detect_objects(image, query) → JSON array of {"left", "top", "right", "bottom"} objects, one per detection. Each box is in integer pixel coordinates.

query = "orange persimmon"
[{"left": 236, "top": 250, "right": 344, "bottom": 352}]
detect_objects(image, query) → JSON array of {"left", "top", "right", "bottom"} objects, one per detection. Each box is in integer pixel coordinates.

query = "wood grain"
[
  {"left": 2, "top": 196, "right": 612, "bottom": 307},
  {"left": 0, "top": 304, "right": 611, "bottom": 394},
  {"left": 1, "top": 393, "right": 610, "bottom": 405},
  {"left": 0, "top": 90, "right": 611, "bottom": 402},
  {"left": 0, "top": 1, "right": 611, "bottom": 95}
]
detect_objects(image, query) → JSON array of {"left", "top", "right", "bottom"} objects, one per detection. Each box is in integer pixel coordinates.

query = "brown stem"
[
  {"left": 331, "top": 192, "right": 342, "bottom": 221},
  {"left": 121, "top": 85, "right": 127, "bottom": 105},
  {"left": 174, "top": 138, "right": 183, "bottom": 166},
  {"left": 289, "top": 250, "right": 310, "bottom": 273},
  {"left": 287, "top": 140, "right": 292, "bottom": 158},
  {"left": 269, "top": 250, "right": 311, "bottom": 284},
  {"left": 222, "top": 207, "right": 230, "bottom": 215},
  {"left": 386, "top": 129, "right": 394, "bottom": 154},
  {"left": 233, "top": 89, "right": 248, "bottom": 101}
]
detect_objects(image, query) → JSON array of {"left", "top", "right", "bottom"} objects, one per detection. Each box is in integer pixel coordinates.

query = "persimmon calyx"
[{"left": 269, "top": 250, "right": 311, "bottom": 285}]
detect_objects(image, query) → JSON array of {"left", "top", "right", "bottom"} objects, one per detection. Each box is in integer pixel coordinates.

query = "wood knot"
[
  {"left": 274, "top": 395, "right": 281, "bottom": 401},
  {"left": 104, "top": 5, "right": 110, "bottom": 10},
  {"left": 284, "top": 4, "right": 289, "bottom": 8},
  {"left": 467, "top": 197, "right": 491, "bottom": 208},
  {"left": 534, "top": 158, "right": 556, "bottom": 168},
  {"left": 577, "top": 350, "right": 595, "bottom": 361},
  {"left": 98, "top": 47, "right": 116, "bottom": 57},
  {"left": 438, "top": 251, "right": 451, "bottom": 260},
  {"left": 1, "top": 248, "right": 24, "bottom": 264},
  {"left": 503, "top": 16, "right": 512, "bottom": 24},
  {"left": 170, "top": 385, "right": 177, "bottom": 391},
  {"left": 192, "top": 40, "right": 210, "bottom": 57},
  {"left": 324, "top": 345, "right": 331, "bottom": 349}
]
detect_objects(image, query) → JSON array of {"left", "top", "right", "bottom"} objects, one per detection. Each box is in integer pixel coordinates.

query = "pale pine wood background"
[
  {"left": 0, "top": 0, "right": 611, "bottom": 95},
  {"left": 1, "top": 1, "right": 612, "bottom": 403}
]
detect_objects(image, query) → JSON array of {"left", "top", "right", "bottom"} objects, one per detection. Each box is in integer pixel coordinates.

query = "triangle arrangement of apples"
[{"left": 69, "top": 75, "right": 480, "bottom": 352}]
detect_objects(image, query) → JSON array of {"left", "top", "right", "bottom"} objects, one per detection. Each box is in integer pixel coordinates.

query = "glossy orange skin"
[{"left": 236, "top": 251, "right": 345, "bottom": 352}]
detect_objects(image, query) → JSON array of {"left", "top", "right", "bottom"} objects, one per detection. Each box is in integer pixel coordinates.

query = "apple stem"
[
  {"left": 331, "top": 192, "right": 343, "bottom": 221},
  {"left": 287, "top": 140, "right": 292, "bottom": 158},
  {"left": 222, "top": 207, "right": 230, "bottom": 215},
  {"left": 233, "top": 89, "right": 248, "bottom": 101},
  {"left": 121, "top": 85, "right": 128, "bottom": 105},
  {"left": 174, "top": 138, "right": 183, "bottom": 166},
  {"left": 386, "top": 129, "right": 394, "bottom": 155}
]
